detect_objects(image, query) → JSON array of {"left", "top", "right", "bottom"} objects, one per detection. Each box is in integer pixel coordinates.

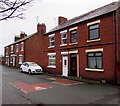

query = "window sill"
[
  {"left": 69, "top": 42, "right": 78, "bottom": 45},
  {"left": 87, "top": 38, "right": 101, "bottom": 43},
  {"left": 85, "top": 68, "right": 104, "bottom": 72},
  {"left": 47, "top": 66, "right": 56, "bottom": 68},
  {"left": 60, "top": 44, "right": 67, "bottom": 47},
  {"left": 48, "top": 46, "right": 55, "bottom": 49}
]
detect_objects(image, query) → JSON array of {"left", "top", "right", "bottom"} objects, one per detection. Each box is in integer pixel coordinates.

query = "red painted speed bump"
[{"left": 10, "top": 82, "right": 53, "bottom": 93}]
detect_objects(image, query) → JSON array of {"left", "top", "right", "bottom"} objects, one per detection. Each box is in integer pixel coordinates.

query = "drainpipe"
[{"left": 113, "top": 11, "right": 117, "bottom": 83}]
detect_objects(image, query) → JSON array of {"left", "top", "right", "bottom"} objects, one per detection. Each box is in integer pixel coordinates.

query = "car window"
[
  {"left": 26, "top": 63, "right": 29, "bottom": 67},
  {"left": 28, "top": 63, "right": 38, "bottom": 66},
  {"left": 22, "top": 63, "right": 26, "bottom": 66}
]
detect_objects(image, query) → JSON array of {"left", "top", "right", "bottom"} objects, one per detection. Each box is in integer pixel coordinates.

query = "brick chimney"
[
  {"left": 58, "top": 16, "right": 67, "bottom": 25},
  {"left": 37, "top": 23, "right": 46, "bottom": 35},
  {"left": 14, "top": 32, "right": 27, "bottom": 41}
]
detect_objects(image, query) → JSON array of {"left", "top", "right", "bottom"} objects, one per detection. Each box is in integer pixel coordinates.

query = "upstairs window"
[
  {"left": 16, "top": 44, "right": 18, "bottom": 52},
  {"left": 11, "top": 45, "right": 13, "bottom": 53},
  {"left": 21, "top": 42, "right": 24, "bottom": 51},
  {"left": 70, "top": 29, "right": 77, "bottom": 43},
  {"left": 50, "top": 36, "right": 54, "bottom": 46},
  {"left": 89, "top": 24, "right": 99, "bottom": 40},
  {"left": 48, "top": 34, "right": 55, "bottom": 48},
  {"left": 61, "top": 31, "right": 67, "bottom": 45}
]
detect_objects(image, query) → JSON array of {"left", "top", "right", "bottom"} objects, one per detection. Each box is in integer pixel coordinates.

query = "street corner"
[
  {"left": 47, "top": 78, "right": 81, "bottom": 85},
  {"left": 9, "top": 82, "right": 53, "bottom": 93}
]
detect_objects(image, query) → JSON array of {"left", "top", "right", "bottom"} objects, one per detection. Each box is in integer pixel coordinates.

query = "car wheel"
[
  {"left": 28, "top": 70, "right": 32, "bottom": 75},
  {"left": 20, "top": 68, "right": 23, "bottom": 73}
]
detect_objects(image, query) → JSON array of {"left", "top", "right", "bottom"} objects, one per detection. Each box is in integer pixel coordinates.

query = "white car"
[{"left": 20, "top": 62, "right": 43, "bottom": 74}]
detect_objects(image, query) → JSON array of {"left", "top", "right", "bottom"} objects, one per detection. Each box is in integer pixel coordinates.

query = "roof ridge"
[
  {"left": 65, "top": 1, "right": 118, "bottom": 24},
  {"left": 46, "top": 0, "right": 119, "bottom": 34},
  {"left": 5, "top": 32, "right": 37, "bottom": 47}
]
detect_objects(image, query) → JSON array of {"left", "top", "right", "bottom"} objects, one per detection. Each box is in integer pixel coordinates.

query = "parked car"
[{"left": 20, "top": 62, "right": 43, "bottom": 74}]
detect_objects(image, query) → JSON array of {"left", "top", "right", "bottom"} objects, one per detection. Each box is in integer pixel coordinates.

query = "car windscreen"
[{"left": 28, "top": 63, "right": 39, "bottom": 66}]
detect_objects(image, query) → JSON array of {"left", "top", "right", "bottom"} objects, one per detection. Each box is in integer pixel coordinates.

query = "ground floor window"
[
  {"left": 47, "top": 53, "right": 56, "bottom": 68},
  {"left": 87, "top": 52, "right": 103, "bottom": 69}
]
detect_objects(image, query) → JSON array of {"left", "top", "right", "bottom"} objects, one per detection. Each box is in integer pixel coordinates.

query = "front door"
[
  {"left": 13, "top": 57, "right": 15, "bottom": 66},
  {"left": 62, "top": 56, "right": 68, "bottom": 76},
  {"left": 70, "top": 54, "right": 77, "bottom": 77},
  {"left": 7, "top": 57, "right": 9, "bottom": 66}
]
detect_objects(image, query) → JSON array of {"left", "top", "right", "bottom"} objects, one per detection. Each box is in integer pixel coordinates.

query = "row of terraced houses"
[{"left": 4, "top": 1, "right": 120, "bottom": 84}]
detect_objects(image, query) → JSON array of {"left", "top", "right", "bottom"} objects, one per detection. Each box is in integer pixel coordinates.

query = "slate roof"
[
  {"left": 46, "top": 0, "right": 120, "bottom": 34},
  {"left": 5, "top": 32, "right": 36, "bottom": 47}
]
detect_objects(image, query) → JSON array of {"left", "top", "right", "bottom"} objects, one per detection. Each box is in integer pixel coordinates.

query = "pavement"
[{"left": 45, "top": 72, "right": 117, "bottom": 86}]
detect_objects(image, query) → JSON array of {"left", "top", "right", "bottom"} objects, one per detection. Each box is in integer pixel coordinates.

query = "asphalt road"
[{"left": 1, "top": 65, "right": 120, "bottom": 105}]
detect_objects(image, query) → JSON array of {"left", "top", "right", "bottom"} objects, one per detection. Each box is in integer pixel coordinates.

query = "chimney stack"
[
  {"left": 58, "top": 16, "right": 67, "bottom": 25},
  {"left": 14, "top": 32, "right": 27, "bottom": 41},
  {"left": 37, "top": 23, "right": 46, "bottom": 35}
]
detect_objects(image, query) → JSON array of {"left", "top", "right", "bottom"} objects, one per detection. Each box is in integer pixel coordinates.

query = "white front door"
[
  {"left": 7, "top": 58, "right": 9, "bottom": 66},
  {"left": 62, "top": 56, "right": 68, "bottom": 76},
  {"left": 13, "top": 57, "right": 15, "bottom": 66}
]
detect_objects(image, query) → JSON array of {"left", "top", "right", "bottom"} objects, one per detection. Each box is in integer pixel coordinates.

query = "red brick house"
[
  {"left": 4, "top": 1, "right": 120, "bottom": 84},
  {"left": 43, "top": 1, "right": 120, "bottom": 84},
  {"left": 4, "top": 23, "right": 46, "bottom": 68}
]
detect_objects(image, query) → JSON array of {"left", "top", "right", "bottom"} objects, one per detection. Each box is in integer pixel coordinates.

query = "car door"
[
  {"left": 25, "top": 63, "right": 29, "bottom": 72},
  {"left": 22, "top": 63, "right": 28, "bottom": 72}
]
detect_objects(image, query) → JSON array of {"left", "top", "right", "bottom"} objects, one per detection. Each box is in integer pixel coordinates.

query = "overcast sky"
[{"left": 0, "top": 0, "right": 117, "bottom": 56}]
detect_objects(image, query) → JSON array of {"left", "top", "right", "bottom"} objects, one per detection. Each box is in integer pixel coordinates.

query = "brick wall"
[
  {"left": 25, "top": 34, "right": 47, "bottom": 68},
  {"left": 116, "top": 4, "right": 120, "bottom": 84},
  {"left": 44, "top": 13, "right": 116, "bottom": 82}
]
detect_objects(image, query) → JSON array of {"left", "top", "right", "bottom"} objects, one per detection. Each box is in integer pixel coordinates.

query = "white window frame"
[
  {"left": 16, "top": 44, "right": 19, "bottom": 52},
  {"left": 11, "top": 45, "right": 13, "bottom": 53},
  {"left": 48, "top": 34, "right": 55, "bottom": 48},
  {"left": 47, "top": 53, "right": 56, "bottom": 68},
  {"left": 21, "top": 42, "right": 24, "bottom": 51},
  {"left": 60, "top": 30, "right": 67, "bottom": 47},
  {"left": 69, "top": 27, "right": 78, "bottom": 45},
  {"left": 87, "top": 20, "right": 101, "bottom": 42},
  {"left": 85, "top": 48, "right": 104, "bottom": 72}
]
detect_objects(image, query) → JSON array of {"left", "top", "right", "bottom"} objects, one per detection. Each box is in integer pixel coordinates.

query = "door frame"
[
  {"left": 62, "top": 55, "right": 68, "bottom": 76},
  {"left": 13, "top": 56, "right": 15, "bottom": 66},
  {"left": 61, "top": 52, "right": 68, "bottom": 77},
  {"left": 69, "top": 50, "right": 79, "bottom": 77}
]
